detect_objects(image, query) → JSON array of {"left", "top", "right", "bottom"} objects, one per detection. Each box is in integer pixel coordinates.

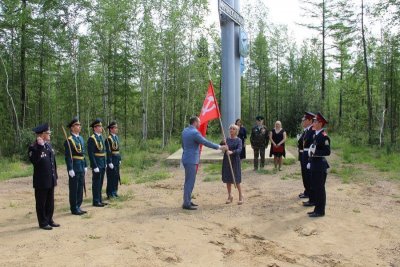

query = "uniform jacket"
[
  {"left": 29, "top": 142, "right": 58, "bottom": 189},
  {"left": 309, "top": 130, "right": 331, "bottom": 172},
  {"left": 250, "top": 125, "right": 269, "bottom": 148},
  {"left": 301, "top": 126, "right": 316, "bottom": 165},
  {"left": 105, "top": 134, "right": 121, "bottom": 166},
  {"left": 87, "top": 133, "right": 106, "bottom": 169},
  {"left": 297, "top": 130, "right": 306, "bottom": 161},
  {"left": 64, "top": 134, "right": 87, "bottom": 173},
  {"left": 181, "top": 125, "right": 219, "bottom": 165}
]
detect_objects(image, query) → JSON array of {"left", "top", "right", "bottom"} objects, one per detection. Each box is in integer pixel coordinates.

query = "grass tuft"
[{"left": 203, "top": 175, "right": 220, "bottom": 182}]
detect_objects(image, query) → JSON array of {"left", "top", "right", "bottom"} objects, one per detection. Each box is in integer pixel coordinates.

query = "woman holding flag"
[{"left": 221, "top": 124, "right": 243, "bottom": 205}]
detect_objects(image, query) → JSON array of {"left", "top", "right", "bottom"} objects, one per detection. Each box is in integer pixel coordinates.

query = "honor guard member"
[
  {"left": 29, "top": 123, "right": 60, "bottom": 230},
  {"left": 250, "top": 116, "right": 269, "bottom": 170},
  {"left": 105, "top": 121, "right": 122, "bottom": 199},
  {"left": 88, "top": 118, "right": 108, "bottom": 207},
  {"left": 299, "top": 112, "right": 316, "bottom": 205},
  {"left": 307, "top": 112, "right": 330, "bottom": 217},
  {"left": 65, "top": 117, "right": 88, "bottom": 215}
]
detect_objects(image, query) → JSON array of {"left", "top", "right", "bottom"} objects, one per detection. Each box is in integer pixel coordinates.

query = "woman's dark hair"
[{"left": 235, "top": 118, "right": 242, "bottom": 125}]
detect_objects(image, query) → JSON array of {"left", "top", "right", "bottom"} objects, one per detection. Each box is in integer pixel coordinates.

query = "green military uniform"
[
  {"left": 105, "top": 121, "right": 122, "bottom": 198},
  {"left": 250, "top": 116, "right": 269, "bottom": 170},
  {"left": 87, "top": 119, "right": 107, "bottom": 207},
  {"left": 64, "top": 117, "right": 88, "bottom": 215}
]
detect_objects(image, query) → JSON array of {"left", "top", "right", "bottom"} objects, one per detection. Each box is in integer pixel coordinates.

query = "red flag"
[
  {"left": 198, "top": 81, "right": 221, "bottom": 137},
  {"left": 196, "top": 81, "right": 221, "bottom": 172}
]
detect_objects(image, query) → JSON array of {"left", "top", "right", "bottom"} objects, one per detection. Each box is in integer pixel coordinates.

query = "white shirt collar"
[
  {"left": 95, "top": 132, "right": 101, "bottom": 137},
  {"left": 72, "top": 133, "right": 79, "bottom": 137},
  {"left": 111, "top": 133, "right": 116, "bottom": 137},
  {"left": 315, "top": 129, "right": 324, "bottom": 135}
]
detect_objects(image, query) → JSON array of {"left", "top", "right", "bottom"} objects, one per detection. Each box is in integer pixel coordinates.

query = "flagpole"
[{"left": 208, "top": 78, "right": 237, "bottom": 189}]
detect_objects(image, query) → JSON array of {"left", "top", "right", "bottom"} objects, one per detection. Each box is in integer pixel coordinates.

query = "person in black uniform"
[
  {"left": 307, "top": 112, "right": 330, "bottom": 217},
  {"left": 28, "top": 123, "right": 60, "bottom": 230},
  {"left": 250, "top": 116, "right": 269, "bottom": 170},
  {"left": 105, "top": 121, "right": 122, "bottom": 199},
  {"left": 88, "top": 118, "right": 108, "bottom": 207},
  {"left": 298, "top": 112, "right": 316, "bottom": 202},
  {"left": 65, "top": 117, "right": 88, "bottom": 215},
  {"left": 235, "top": 119, "right": 247, "bottom": 160}
]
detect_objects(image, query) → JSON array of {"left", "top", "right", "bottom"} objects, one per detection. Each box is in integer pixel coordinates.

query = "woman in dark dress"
[
  {"left": 222, "top": 124, "right": 244, "bottom": 205},
  {"left": 269, "top": 121, "right": 287, "bottom": 171},
  {"left": 235, "top": 119, "right": 247, "bottom": 159}
]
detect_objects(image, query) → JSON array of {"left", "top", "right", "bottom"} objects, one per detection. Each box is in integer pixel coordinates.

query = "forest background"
[{"left": 0, "top": 0, "right": 399, "bottom": 158}]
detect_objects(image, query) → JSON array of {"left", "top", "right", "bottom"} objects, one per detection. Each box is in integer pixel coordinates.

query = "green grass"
[
  {"left": 329, "top": 134, "right": 400, "bottom": 182},
  {"left": 203, "top": 163, "right": 222, "bottom": 175},
  {"left": 135, "top": 171, "right": 170, "bottom": 184},
  {"left": 0, "top": 158, "right": 33, "bottom": 181},
  {"left": 257, "top": 169, "right": 275, "bottom": 175},
  {"left": 281, "top": 172, "right": 301, "bottom": 180},
  {"left": 203, "top": 175, "right": 220, "bottom": 182},
  {"left": 283, "top": 157, "right": 296, "bottom": 165},
  {"left": 337, "top": 166, "right": 362, "bottom": 184}
]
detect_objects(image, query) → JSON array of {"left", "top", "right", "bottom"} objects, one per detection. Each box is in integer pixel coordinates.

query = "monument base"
[{"left": 166, "top": 145, "right": 295, "bottom": 164}]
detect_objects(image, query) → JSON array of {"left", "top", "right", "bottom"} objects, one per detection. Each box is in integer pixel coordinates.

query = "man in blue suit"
[{"left": 181, "top": 116, "right": 227, "bottom": 210}]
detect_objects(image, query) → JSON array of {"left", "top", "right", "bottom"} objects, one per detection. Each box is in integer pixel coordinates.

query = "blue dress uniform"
[
  {"left": 308, "top": 112, "right": 331, "bottom": 217},
  {"left": 87, "top": 119, "right": 107, "bottom": 206},
  {"left": 64, "top": 118, "right": 87, "bottom": 215},
  {"left": 105, "top": 121, "right": 122, "bottom": 198},
  {"left": 29, "top": 123, "right": 59, "bottom": 229}
]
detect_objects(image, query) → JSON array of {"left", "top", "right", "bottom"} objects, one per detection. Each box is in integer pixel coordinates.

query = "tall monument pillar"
[
  {"left": 234, "top": 0, "right": 241, "bottom": 121},
  {"left": 219, "top": 0, "right": 244, "bottom": 133},
  {"left": 220, "top": 0, "right": 236, "bottom": 133}
]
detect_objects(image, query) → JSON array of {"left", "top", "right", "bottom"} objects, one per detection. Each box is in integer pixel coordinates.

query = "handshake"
[{"left": 219, "top": 145, "right": 229, "bottom": 152}]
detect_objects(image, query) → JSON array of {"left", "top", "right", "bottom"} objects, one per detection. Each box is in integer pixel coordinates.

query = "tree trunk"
[
  {"left": 321, "top": 0, "right": 326, "bottom": 104},
  {"left": 20, "top": 0, "right": 27, "bottom": 128},
  {"left": 361, "top": 0, "right": 373, "bottom": 143},
  {"left": 1, "top": 54, "right": 21, "bottom": 145}
]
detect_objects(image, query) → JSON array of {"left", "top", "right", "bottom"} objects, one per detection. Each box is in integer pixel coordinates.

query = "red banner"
[{"left": 198, "top": 81, "right": 220, "bottom": 137}]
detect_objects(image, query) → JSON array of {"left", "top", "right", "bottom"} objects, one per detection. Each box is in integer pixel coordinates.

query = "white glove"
[
  {"left": 93, "top": 167, "right": 100, "bottom": 173},
  {"left": 296, "top": 134, "right": 301, "bottom": 141},
  {"left": 119, "top": 161, "right": 121, "bottom": 165},
  {"left": 84, "top": 167, "right": 88, "bottom": 174},
  {"left": 306, "top": 163, "right": 311, "bottom": 170},
  {"left": 108, "top": 163, "right": 114, "bottom": 169},
  {"left": 68, "top": 170, "right": 76, "bottom": 178}
]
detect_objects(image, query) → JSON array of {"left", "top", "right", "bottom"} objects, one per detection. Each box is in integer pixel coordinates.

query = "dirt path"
[{"left": 0, "top": 149, "right": 399, "bottom": 267}]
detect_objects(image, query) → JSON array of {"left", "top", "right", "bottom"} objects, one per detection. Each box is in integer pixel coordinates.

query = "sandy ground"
[{"left": 0, "top": 148, "right": 400, "bottom": 267}]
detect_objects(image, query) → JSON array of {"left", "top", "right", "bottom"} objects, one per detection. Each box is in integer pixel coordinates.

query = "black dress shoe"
[
  {"left": 79, "top": 209, "right": 87, "bottom": 214},
  {"left": 40, "top": 225, "right": 53, "bottom": 230},
  {"left": 182, "top": 205, "right": 197, "bottom": 210},
  {"left": 101, "top": 202, "right": 108, "bottom": 206},
  {"left": 303, "top": 201, "right": 315, "bottom": 207},
  {"left": 72, "top": 211, "right": 84, "bottom": 215},
  {"left": 307, "top": 211, "right": 315, "bottom": 215},
  {"left": 49, "top": 222, "right": 60, "bottom": 227},
  {"left": 309, "top": 212, "right": 325, "bottom": 217},
  {"left": 93, "top": 203, "right": 105, "bottom": 207},
  {"left": 190, "top": 202, "right": 198, "bottom": 207},
  {"left": 299, "top": 193, "right": 309, "bottom": 198}
]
